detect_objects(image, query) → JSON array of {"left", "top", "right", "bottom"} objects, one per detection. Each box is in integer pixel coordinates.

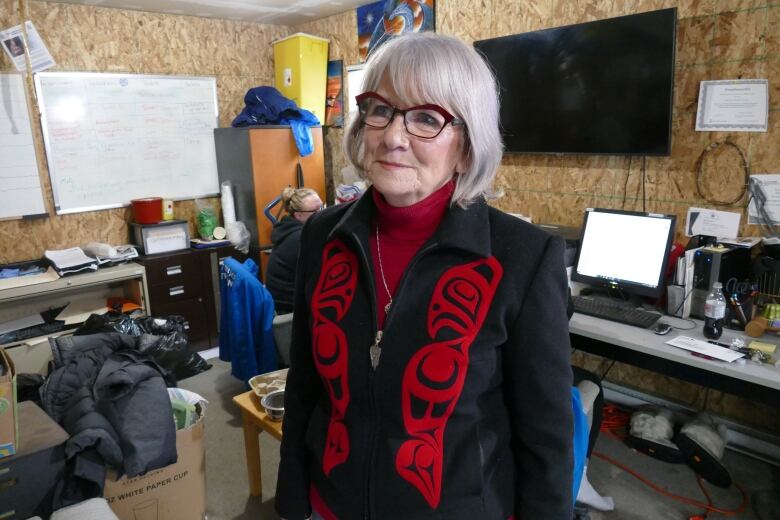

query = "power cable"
[
  {"left": 694, "top": 140, "right": 749, "bottom": 206},
  {"left": 596, "top": 406, "right": 749, "bottom": 517}
]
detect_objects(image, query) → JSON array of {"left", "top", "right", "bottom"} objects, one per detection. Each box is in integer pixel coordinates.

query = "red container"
[{"left": 131, "top": 197, "right": 163, "bottom": 224}]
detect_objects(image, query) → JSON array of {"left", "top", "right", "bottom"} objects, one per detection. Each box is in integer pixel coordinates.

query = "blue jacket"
[
  {"left": 231, "top": 86, "right": 320, "bottom": 156},
  {"left": 219, "top": 258, "right": 277, "bottom": 381}
]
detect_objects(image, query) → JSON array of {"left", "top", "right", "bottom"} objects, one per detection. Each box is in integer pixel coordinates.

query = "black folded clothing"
[
  {"left": 0, "top": 320, "right": 68, "bottom": 344},
  {"left": 0, "top": 258, "right": 49, "bottom": 279}
]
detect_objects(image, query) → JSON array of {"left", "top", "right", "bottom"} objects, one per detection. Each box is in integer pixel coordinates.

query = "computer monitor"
[{"left": 572, "top": 208, "right": 676, "bottom": 299}]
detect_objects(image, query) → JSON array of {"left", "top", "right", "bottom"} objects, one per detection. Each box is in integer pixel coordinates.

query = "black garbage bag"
[
  {"left": 75, "top": 311, "right": 145, "bottom": 336},
  {"left": 73, "top": 312, "right": 211, "bottom": 380},
  {"left": 138, "top": 315, "right": 188, "bottom": 335},
  {"left": 137, "top": 331, "right": 211, "bottom": 381}
]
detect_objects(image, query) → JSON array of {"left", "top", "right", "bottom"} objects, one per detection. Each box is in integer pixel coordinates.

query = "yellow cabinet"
[{"left": 273, "top": 33, "right": 329, "bottom": 124}]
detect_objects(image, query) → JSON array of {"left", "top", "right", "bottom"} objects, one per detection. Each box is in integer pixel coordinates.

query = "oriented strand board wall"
[
  {"left": 0, "top": 0, "right": 287, "bottom": 263},
  {"left": 294, "top": 1, "right": 780, "bottom": 431},
  {"left": 294, "top": 12, "right": 360, "bottom": 202}
]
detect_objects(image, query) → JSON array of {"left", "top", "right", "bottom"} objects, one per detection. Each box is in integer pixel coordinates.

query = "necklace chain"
[{"left": 375, "top": 224, "right": 393, "bottom": 315}]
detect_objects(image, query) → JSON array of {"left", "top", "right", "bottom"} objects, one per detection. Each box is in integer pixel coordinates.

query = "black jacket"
[
  {"left": 41, "top": 333, "right": 177, "bottom": 506},
  {"left": 266, "top": 216, "right": 304, "bottom": 313},
  {"left": 276, "top": 190, "right": 573, "bottom": 520}
]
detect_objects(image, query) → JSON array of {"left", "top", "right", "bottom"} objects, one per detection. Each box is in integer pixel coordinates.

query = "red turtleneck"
[{"left": 370, "top": 181, "right": 454, "bottom": 329}]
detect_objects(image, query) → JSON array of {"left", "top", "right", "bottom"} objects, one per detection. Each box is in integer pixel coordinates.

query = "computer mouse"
[{"left": 653, "top": 323, "right": 672, "bottom": 335}]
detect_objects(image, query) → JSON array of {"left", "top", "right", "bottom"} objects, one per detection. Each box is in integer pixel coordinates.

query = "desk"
[
  {"left": 0, "top": 402, "right": 69, "bottom": 519},
  {"left": 1, "top": 263, "right": 149, "bottom": 374},
  {"left": 232, "top": 390, "right": 283, "bottom": 497},
  {"left": 569, "top": 313, "right": 780, "bottom": 408}
]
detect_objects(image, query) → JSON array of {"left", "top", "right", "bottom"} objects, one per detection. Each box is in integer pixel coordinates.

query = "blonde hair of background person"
[
  {"left": 278, "top": 187, "right": 322, "bottom": 223},
  {"left": 343, "top": 32, "right": 504, "bottom": 208}
]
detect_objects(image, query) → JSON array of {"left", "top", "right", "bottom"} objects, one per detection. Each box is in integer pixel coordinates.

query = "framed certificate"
[{"left": 695, "top": 79, "right": 768, "bottom": 132}]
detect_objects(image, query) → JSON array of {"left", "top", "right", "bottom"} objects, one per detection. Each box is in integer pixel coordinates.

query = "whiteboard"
[
  {"left": 34, "top": 72, "right": 220, "bottom": 214},
  {"left": 0, "top": 73, "right": 47, "bottom": 219}
]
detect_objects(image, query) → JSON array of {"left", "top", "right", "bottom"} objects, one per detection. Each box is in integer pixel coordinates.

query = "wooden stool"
[{"left": 232, "top": 390, "right": 284, "bottom": 497}]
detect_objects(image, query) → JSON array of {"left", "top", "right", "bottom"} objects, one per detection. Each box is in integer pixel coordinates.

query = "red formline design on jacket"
[
  {"left": 395, "top": 257, "right": 503, "bottom": 509},
  {"left": 312, "top": 240, "right": 358, "bottom": 475}
]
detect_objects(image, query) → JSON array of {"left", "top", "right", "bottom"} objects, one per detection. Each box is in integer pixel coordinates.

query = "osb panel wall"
[
  {"left": 0, "top": 0, "right": 288, "bottom": 263},
  {"left": 293, "top": 11, "right": 360, "bottom": 202},
  {"left": 293, "top": 1, "right": 780, "bottom": 431}
]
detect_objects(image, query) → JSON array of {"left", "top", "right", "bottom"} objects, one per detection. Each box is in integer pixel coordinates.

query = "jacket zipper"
[
  {"left": 350, "top": 230, "right": 438, "bottom": 519},
  {"left": 363, "top": 241, "right": 438, "bottom": 519},
  {"left": 348, "top": 231, "right": 379, "bottom": 520}
]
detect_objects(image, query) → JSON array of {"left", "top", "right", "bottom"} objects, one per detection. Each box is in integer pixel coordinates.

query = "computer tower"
[{"left": 691, "top": 246, "right": 751, "bottom": 318}]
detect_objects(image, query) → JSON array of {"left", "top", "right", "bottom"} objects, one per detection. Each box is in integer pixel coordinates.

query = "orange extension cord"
[{"left": 593, "top": 405, "right": 749, "bottom": 518}]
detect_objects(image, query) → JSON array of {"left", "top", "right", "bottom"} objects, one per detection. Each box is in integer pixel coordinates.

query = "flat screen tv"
[{"left": 474, "top": 8, "right": 676, "bottom": 156}]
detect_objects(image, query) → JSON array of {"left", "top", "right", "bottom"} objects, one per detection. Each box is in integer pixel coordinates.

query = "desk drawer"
[
  {"left": 144, "top": 252, "right": 200, "bottom": 287},
  {"left": 0, "top": 444, "right": 65, "bottom": 519},
  {"left": 149, "top": 277, "right": 203, "bottom": 306}
]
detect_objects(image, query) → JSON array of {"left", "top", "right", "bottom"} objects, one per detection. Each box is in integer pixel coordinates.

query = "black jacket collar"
[{"left": 327, "top": 187, "right": 491, "bottom": 258}]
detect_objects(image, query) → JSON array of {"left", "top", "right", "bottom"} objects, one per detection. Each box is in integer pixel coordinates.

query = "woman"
[
  {"left": 265, "top": 187, "right": 323, "bottom": 314},
  {"left": 4, "top": 36, "right": 23, "bottom": 57},
  {"left": 276, "top": 32, "right": 573, "bottom": 520}
]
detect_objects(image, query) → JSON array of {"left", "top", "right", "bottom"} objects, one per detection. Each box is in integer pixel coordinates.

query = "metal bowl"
[{"left": 260, "top": 389, "right": 285, "bottom": 421}]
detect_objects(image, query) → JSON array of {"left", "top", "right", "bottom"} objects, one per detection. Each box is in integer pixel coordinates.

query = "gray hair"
[{"left": 343, "top": 32, "right": 504, "bottom": 208}]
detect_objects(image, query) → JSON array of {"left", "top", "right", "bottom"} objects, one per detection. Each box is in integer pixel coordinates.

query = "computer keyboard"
[{"left": 572, "top": 296, "right": 661, "bottom": 329}]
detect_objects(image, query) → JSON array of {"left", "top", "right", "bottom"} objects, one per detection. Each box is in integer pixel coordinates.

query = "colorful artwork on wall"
[
  {"left": 325, "top": 60, "right": 344, "bottom": 127},
  {"left": 357, "top": 0, "right": 435, "bottom": 63}
]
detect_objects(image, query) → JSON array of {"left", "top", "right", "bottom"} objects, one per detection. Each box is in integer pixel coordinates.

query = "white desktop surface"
[{"left": 569, "top": 313, "right": 780, "bottom": 391}]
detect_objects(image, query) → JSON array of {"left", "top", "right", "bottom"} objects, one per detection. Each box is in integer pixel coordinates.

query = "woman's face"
[
  {"left": 292, "top": 194, "right": 322, "bottom": 223},
  {"left": 7, "top": 38, "right": 22, "bottom": 56},
  {"left": 362, "top": 77, "right": 466, "bottom": 207}
]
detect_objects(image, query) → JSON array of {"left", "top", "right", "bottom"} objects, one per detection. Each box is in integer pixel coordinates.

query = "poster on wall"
[
  {"left": 357, "top": 0, "right": 435, "bottom": 63},
  {"left": 325, "top": 60, "right": 344, "bottom": 127},
  {"left": 0, "top": 21, "right": 55, "bottom": 72}
]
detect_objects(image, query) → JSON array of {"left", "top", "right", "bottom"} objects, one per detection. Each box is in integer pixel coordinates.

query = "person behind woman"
[
  {"left": 265, "top": 187, "right": 323, "bottom": 314},
  {"left": 276, "top": 32, "right": 573, "bottom": 520}
]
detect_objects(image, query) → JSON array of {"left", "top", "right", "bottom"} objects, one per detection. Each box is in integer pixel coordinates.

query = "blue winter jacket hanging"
[{"left": 219, "top": 257, "right": 277, "bottom": 381}]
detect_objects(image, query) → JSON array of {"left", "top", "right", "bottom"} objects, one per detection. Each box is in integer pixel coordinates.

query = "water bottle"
[{"left": 703, "top": 282, "right": 727, "bottom": 340}]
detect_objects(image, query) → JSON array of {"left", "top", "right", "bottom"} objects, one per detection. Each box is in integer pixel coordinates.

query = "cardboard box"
[
  {"left": 103, "top": 405, "right": 206, "bottom": 520},
  {"left": 0, "top": 347, "right": 18, "bottom": 459}
]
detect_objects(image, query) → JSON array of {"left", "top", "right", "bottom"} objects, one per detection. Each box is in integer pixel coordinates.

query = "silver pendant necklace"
[{"left": 375, "top": 223, "right": 393, "bottom": 315}]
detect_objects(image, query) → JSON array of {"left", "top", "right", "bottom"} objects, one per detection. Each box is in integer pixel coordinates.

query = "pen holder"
[{"left": 725, "top": 296, "right": 752, "bottom": 331}]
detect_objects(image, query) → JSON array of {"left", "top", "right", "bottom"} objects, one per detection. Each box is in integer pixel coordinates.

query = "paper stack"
[{"left": 44, "top": 247, "right": 99, "bottom": 276}]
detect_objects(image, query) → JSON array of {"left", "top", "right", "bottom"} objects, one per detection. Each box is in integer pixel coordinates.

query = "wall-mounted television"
[{"left": 474, "top": 8, "right": 677, "bottom": 156}]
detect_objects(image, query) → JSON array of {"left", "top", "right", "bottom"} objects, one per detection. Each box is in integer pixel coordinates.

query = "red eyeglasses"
[{"left": 355, "top": 91, "right": 464, "bottom": 139}]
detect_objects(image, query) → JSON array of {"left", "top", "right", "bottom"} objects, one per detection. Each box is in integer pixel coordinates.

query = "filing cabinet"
[
  {"left": 0, "top": 401, "right": 68, "bottom": 520},
  {"left": 139, "top": 249, "right": 212, "bottom": 350},
  {"left": 138, "top": 246, "right": 247, "bottom": 350}
]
